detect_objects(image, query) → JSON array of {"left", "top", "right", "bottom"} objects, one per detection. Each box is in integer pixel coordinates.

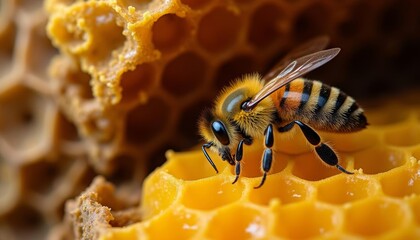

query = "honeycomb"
[
  {"left": 0, "top": 0, "right": 419, "bottom": 239},
  {"left": 69, "top": 100, "right": 420, "bottom": 240}
]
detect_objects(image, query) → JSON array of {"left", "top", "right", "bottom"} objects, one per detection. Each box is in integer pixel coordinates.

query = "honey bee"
[{"left": 199, "top": 37, "right": 368, "bottom": 188}]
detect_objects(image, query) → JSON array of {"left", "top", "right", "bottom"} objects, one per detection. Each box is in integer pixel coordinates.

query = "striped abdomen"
[{"left": 272, "top": 78, "right": 368, "bottom": 132}]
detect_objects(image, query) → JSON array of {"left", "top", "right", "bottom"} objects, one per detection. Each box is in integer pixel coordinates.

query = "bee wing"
[
  {"left": 262, "top": 36, "right": 330, "bottom": 82},
  {"left": 244, "top": 48, "right": 340, "bottom": 110}
]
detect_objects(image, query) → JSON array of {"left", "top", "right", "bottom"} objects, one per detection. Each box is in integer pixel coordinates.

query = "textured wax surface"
[
  {"left": 0, "top": 0, "right": 419, "bottom": 239},
  {"left": 74, "top": 101, "right": 420, "bottom": 240}
]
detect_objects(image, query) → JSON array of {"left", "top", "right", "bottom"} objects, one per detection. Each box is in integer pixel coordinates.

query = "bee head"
[{"left": 198, "top": 109, "right": 236, "bottom": 164}]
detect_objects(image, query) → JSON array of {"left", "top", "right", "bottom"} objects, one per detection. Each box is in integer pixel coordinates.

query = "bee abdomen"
[{"left": 274, "top": 79, "right": 367, "bottom": 132}]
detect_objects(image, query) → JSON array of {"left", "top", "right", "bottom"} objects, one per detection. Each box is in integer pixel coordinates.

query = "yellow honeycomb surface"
[
  {"left": 65, "top": 101, "right": 420, "bottom": 240},
  {"left": 0, "top": 0, "right": 419, "bottom": 239}
]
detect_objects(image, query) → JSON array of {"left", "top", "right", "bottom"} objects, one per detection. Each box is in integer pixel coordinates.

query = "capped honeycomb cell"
[
  {"left": 197, "top": 7, "right": 241, "bottom": 52},
  {"left": 144, "top": 208, "right": 200, "bottom": 240},
  {"left": 366, "top": 106, "right": 409, "bottom": 126},
  {"left": 2, "top": 0, "right": 420, "bottom": 239},
  {"left": 413, "top": 147, "right": 420, "bottom": 162},
  {"left": 322, "top": 131, "right": 379, "bottom": 152},
  {"left": 353, "top": 145, "right": 406, "bottom": 174},
  {"left": 291, "top": 152, "right": 342, "bottom": 181},
  {"left": 233, "top": 144, "right": 289, "bottom": 179},
  {"left": 273, "top": 202, "right": 339, "bottom": 239},
  {"left": 381, "top": 167, "right": 420, "bottom": 198},
  {"left": 409, "top": 197, "right": 420, "bottom": 225},
  {"left": 205, "top": 204, "right": 267, "bottom": 240},
  {"left": 384, "top": 124, "right": 420, "bottom": 147},
  {"left": 141, "top": 170, "right": 181, "bottom": 219},
  {"left": 343, "top": 198, "right": 408, "bottom": 237},
  {"left": 317, "top": 175, "right": 379, "bottom": 204},
  {"left": 180, "top": 174, "right": 244, "bottom": 211},
  {"left": 164, "top": 151, "right": 224, "bottom": 181},
  {"left": 248, "top": 174, "right": 313, "bottom": 206}
]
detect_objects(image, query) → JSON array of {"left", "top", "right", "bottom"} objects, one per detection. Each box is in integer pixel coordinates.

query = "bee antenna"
[
  {"left": 241, "top": 100, "right": 254, "bottom": 112},
  {"left": 202, "top": 142, "right": 219, "bottom": 173}
]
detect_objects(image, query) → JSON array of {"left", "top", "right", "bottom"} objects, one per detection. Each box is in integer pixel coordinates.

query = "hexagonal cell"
[
  {"left": 56, "top": 112, "right": 80, "bottom": 141},
  {"left": 50, "top": 4, "right": 125, "bottom": 64},
  {"left": 161, "top": 52, "right": 207, "bottom": 97},
  {"left": 366, "top": 106, "right": 410, "bottom": 126},
  {"left": 164, "top": 150, "right": 225, "bottom": 181},
  {"left": 337, "top": 2, "right": 370, "bottom": 38},
  {"left": 273, "top": 202, "right": 338, "bottom": 239},
  {"left": 0, "top": 85, "right": 55, "bottom": 155},
  {"left": 152, "top": 14, "right": 190, "bottom": 53},
  {"left": 0, "top": 0, "right": 14, "bottom": 34},
  {"left": 0, "top": 163, "right": 20, "bottom": 215},
  {"left": 384, "top": 125, "right": 420, "bottom": 147},
  {"left": 215, "top": 54, "right": 257, "bottom": 90},
  {"left": 381, "top": 167, "right": 420, "bottom": 198},
  {"left": 4, "top": 204, "right": 45, "bottom": 239},
  {"left": 234, "top": 0, "right": 253, "bottom": 4},
  {"left": 142, "top": 170, "right": 181, "bottom": 219},
  {"left": 180, "top": 175, "right": 244, "bottom": 211},
  {"left": 344, "top": 198, "right": 407, "bottom": 237},
  {"left": 20, "top": 159, "right": 60, "bottom": 195},
  {"left": 16, "top": 0, "right": 43, "bottom": 12},
  {"left": 0, "top": 22, "right": 16, "bottom": 79},
  {"left": 248, "top": 174, "right": 312, "bottom": 206},
  {"left": 144, "top": 208, "right": 200, "bottom": 240},
  {"left": 377, "top": 1, "right": 407, "bottom": 36},
  {"left": 248, "top": 3, "right": 284, "bottom": 48},
  {"left": 291, "top": 152, "right": 342, "bottom": 181},
  {"left": 120, "top": 63, "right": 155, "bottom": 104},
  {"left": 293, "top": 3, "right": 331, "bottom": 41},
  {"left": 26, "top": 20, "right": 59, "bottom": 80},
  {"left": 176, "top": 99, "right": 212, "bottom": 146},
  {"left": 322, "top": 130, "right": 379, "bottom": 152},
  {"left": 317, "top": 175, "right": 378, "bottom": 205},
  {"left": 205, "top": 204, "right": 267, "bottom": 239},
  {"left": 233, "top": 145, "right": 288, "bottom": 179},
  {"left": 125, "top": 97, "right": 171, "bottom": 144},
  {"left": 353, "top": 146, "right": 406, "bottom": 174},
  {"left": 413, "top": 147, "right": 420, "bottom": 161},
  {"left": 197, "top": 7, "right": 241, "bottom": 52},
  {"left": 181, "top": 0, "right": 211, "bottom": 9},
  {"left": 409, "top": 197, "right": 420, "bottom": 225}
]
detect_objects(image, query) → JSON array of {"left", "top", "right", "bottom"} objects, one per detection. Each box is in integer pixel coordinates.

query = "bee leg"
[
  {"left": 232, "top": 137, "right": 253, "bottom": 184},
  {"left": 279, "top": 121, "right": 353, "bottom": 174},
  {"left": 232, "top": 140, "right": 244, "bottom": 184},
  {"left": 202, "top": 142, "right": 219, "bottom": 173},
  {"left": 255, "top": 124, "right": 274, "bottom": 189}
]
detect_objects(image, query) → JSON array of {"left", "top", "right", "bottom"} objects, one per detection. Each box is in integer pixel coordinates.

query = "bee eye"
[{"left": 211, "top": 121, "right": 230, "bottom": 145}]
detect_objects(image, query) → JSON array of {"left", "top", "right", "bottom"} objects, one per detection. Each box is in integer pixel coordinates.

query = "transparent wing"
[
  {"left": 262, "top": 36, "right": 330, "bottom": 82},
  {"left": 243, "top": 48, "right": 340, "bottom": 110}
]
